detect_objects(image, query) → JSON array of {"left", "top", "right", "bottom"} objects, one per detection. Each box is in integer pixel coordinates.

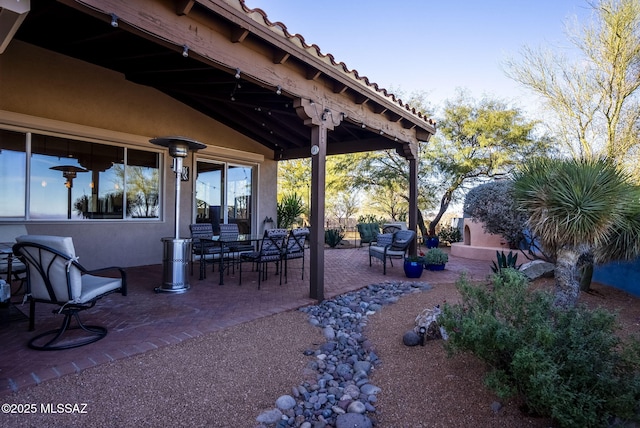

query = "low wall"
[
  {"left": 451, "top": 242, "right": 525, "bottom": 262},
  {"left": 594, "top": 258, "right": 640, "bottom": 297}
]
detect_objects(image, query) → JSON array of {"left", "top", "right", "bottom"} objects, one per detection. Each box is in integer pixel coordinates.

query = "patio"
[{"left": 0, "top": 246, "right": 492, "bottom": 396}]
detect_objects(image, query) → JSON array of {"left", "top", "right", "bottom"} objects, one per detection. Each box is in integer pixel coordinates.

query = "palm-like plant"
[{"left": 513, "top": 157, "right": 640, "bottom": 308}]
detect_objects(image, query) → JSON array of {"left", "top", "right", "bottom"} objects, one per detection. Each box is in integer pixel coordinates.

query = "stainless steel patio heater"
[{"left": 150, "top": 136, "right": 206, "bottom": 294}]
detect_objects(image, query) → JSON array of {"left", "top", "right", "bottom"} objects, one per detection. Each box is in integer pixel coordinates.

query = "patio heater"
[
  {"left": 50, "top": 165, "right": 88, "bottom": 219},
  {"left": 150, "top": 136, "right": 206, "bottom": 294}
]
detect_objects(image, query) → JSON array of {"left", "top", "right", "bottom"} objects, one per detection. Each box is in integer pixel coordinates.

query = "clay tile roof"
[{"left": 232, "top": 0, "right": 435, "bottom": 127}]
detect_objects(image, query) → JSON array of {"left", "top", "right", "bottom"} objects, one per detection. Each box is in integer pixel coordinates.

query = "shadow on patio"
[{"left": 0, "top": 246, "right": 492, "bottom": 396}]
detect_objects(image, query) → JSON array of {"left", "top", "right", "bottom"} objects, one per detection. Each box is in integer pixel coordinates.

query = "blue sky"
[{"left": 244, "top": 0, "right": 592, "bottom": 117}]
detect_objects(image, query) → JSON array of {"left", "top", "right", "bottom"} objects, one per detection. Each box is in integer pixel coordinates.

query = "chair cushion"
[
  {"left": 376, "top": 233, "right": 393, "bottom": 247},
  {"left": 78, "top": 274, "right": 123, "bottom": 303},
  {"left": 16, "top": 235, "right": 81, "bottom": 301}
]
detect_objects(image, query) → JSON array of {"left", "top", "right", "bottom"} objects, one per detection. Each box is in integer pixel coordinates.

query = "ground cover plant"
[{"left": 439, "top": 269, "right": 640, "bottom": 428}]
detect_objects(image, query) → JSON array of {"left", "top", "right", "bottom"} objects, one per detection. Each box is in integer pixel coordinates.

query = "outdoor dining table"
[{"left": 199, "top": 234, "right": 263, "bottom": 285}]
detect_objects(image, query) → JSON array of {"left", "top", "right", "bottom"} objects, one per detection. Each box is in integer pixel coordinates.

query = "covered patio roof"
[
  {"left": 8, "top": 0, "right": 435, "bottom": 160},
  {"left": 2, "top": 0, "right": 437, "bottom": 300}
]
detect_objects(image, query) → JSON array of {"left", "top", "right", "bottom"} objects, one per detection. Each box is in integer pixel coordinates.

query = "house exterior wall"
[{"left": 0, "top": 41, "right": 278, "bottom": 269}]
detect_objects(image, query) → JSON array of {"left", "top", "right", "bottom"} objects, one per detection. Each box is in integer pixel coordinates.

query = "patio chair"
[
  {"left": 13, "top": 235, "right": 127, "bottom": 350},
  {"left": 0, "top": 224, "right": 28, "bottom": 290},
  {"left": 219, "top": 223, "right": 254, "bottom": 273},
  {"left": 283, "top": 227, "right": 309, "bottom": 283},
  {"left": 239, "top": 228, "right": 288, "bottom": 289},
  {"left": 369, "top": 229, "right": 416, "bottom": 275},
  {"left": 356, "top": 223, "right": 380, "bottom": 247},
  {"left": 190, "top": 223, "right": 221, "bottom": 276}
]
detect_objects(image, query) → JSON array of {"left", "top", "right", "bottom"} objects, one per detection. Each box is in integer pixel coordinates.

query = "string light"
[
  {"left": 110, "top": 13, "right": 119, "bottom": 28},
  {"left": 182, "top": 45, "right": 189, "bottom": 58},
  {"left": 276, "top": 85, "right": 282, "bottom": 95},
  {"left": 235, "top": 68, "right": 241, "bottom": 79}
]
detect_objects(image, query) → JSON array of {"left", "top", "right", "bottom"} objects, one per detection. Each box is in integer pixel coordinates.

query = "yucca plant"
[{"left": 513, "top": 157, "right": 640, "bottom": 308}]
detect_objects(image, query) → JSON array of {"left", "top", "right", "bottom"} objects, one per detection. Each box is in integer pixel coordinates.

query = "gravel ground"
[{"left": 2, "top": 279, "right": 639, "bottom": 427}]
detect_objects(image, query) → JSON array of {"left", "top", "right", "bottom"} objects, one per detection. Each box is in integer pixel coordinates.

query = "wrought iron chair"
[
  {"left": 369, "top": 229, "right": 416, "bottom": 275},
  {"left": 0, "top": 224, "right": 28, "bottom": 291},
  {"left": 13, "top": 235, "right": 127, "bottom": 350},
  {"left": 189, "top": 223, "right": 222, "bottom": 277},
  {"left": 283, "top": 227, "right": 309, "bottom": 283},
  {"left": 219, "top": 223, "right": 254, "bottom": 273},
  {"left": 239, "top": 228, "right": 288, "bottom": 288}
]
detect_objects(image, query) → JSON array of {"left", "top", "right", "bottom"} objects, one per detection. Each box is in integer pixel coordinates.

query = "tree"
[
  {"left": 505, "top": 0, "right": 640, "bottom": 177},
  {"left": 463, "top": 180, "right": 530, "bottom": 250},
  {"left": 425, "top": 91, "right": 554, "bottom": 236},
  {"left": 513, "top": 157, "right": 640, "bottom": 308}
]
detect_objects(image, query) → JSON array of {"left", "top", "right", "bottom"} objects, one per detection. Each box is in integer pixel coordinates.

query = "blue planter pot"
[
  {"left": 403, "top": 261, "right": 424, "bottom": 278},
  {"left": 426, "top": 263, "right": 445, "bottom": 271},
  {"left": 425, "top": 236, "right": 439, "bottom": 249}
]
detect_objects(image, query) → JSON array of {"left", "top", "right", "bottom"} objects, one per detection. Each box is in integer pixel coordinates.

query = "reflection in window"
[
  {"left": 125, "top": 149, "right": 160, "bottom": 219},
  {"left": 195, "top": 161, "right": 224, "bottom": 232},
  {"left": 0, "top": 130, "right": 160, "bottom": 221},
  {"left": 30, "top": 135, "right": 125, "bottom": 219},
  {"left": 228, "top": 165, "right": 252, "bottom": 235},
  {"left": 0, "top": 130, "right": 26, "bottom": 218}
]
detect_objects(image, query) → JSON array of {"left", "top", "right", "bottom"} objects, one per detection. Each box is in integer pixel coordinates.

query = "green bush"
[
  {"left": 438, "top": 226, "right": 462, "bottom": 244},
  {"left": 357, "top": 214, "right": 385, "bottom": 225},
  {"left": 439, "top": 269, "right": 640, "bottom": 427},
  {"left": 324, "top": 228, "right": 344, "bottom": 248}
]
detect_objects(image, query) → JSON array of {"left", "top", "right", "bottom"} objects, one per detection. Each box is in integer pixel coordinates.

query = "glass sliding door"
[
  {"left": 227, "top": 165, "right": 252, "bottom": 235},
  {"left": 195, "top": 160, "right": 254, "bottom": 235},
  {"left": 195, "top": 161, "right": 224, "bottom": 233}
]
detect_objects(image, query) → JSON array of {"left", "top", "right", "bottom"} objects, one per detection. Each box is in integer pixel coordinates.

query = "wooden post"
[{"left": 309, "top": 124, "right": 327, "bottom": 301}]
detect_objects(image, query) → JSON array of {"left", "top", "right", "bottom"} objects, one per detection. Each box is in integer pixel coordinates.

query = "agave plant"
[{"left": 513, "top": 157, "right": 640, "bottom": 308}]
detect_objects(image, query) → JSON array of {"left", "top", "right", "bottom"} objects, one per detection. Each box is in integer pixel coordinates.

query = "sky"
[{"left": 243, "top": 0, "right": 593, "bottom": 117}]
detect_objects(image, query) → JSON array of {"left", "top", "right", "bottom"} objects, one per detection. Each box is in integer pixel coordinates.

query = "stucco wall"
[{"left": 0, "top": 41, "right": 278, "bottom": 269}]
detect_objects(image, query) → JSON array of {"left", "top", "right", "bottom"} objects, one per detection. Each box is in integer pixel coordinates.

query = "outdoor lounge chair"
[
  {"left": 369, "top": 229, "right": 416, "bottom": 274},
  {"left": 283, "top": 227, "right": 309, "bottom": 283},
  {"left": 239, "top": 228, "right": 288, "bottom": 288},
  {"left": 357, "top": 223, "right": 380, "bottom": 247},
  {"left": 13, "top": 235, "right": 127, "bottom": 350}
]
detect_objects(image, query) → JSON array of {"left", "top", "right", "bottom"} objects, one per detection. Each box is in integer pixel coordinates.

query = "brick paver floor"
[{"left": 0, "top": 245, "right": 492, "bottom": 396}]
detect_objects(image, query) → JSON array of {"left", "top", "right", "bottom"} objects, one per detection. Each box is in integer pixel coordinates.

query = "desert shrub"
[
  {"left": 438, "top": 226, "right": 462, "bottom": 244},
  {"left": 357, "top": 214, "right": 385, "bottom": 225},
  {"left": 439, "top": 270, "right": 640, "bottom": 427},
  {"left": 324, "top": 228, "right": 344, "bottom": 248},
  {"left": 277, "top": 193, "right": 305, "bottom": 229},
  {"left": 464, "top": 180, "right": 529, "bottom": 249},
  {"left": 491, "top": 250, "right": 521, "bottom": 273}
]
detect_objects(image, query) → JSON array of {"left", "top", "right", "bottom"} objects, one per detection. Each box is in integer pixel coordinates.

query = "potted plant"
[
  {"left": 404, "top": 252, "right": 425, "bottom": 278},
  {"left": 425, "top": 234, "right": 439, "bottom": 249},
  {"left": 424, "top": 248, "right": 448, "bottom": 271}
]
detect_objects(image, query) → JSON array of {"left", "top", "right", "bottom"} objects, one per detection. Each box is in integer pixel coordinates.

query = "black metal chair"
[
  {"left": 190, "top": 223, "right": 223, "bottom": 277},
  {"left": 283, "top": 227, "right": 309, "bottom": 283},
  {"left": 239, "top": 229, "right": 288, "bottom": 288},
  {"left": 13, "top": 235, "right": 127, "bottom": 350}
]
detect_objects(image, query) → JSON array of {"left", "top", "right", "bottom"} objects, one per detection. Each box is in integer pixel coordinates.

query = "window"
[
  {"left": 0, "top": 130, "right": 27, "bottom": 218},
  {"left": 0, "top": 129, "right": 160, "bottom": 221}
]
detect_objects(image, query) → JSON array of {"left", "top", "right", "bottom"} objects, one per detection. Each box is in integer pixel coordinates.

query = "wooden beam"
[
  {"left": 273, "top": 49, "right": 289, "bottom": 64},
  {"left": 306, "top": 67, "right": 322, "bottom": 81},
  {"left": 230, "top": 26, "right": 249, "bottom": 43},
  {"left": 174, "top": 0, "right": 195, "bottom": 15}
]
